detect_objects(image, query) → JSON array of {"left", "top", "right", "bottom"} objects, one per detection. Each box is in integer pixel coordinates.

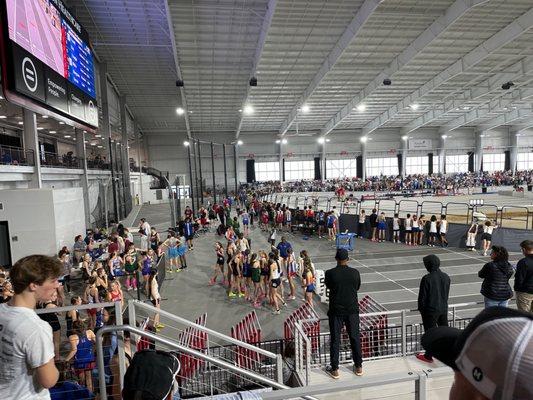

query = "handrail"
[
  {"left": 95, "top": 324, "right": 291, "bottom": 399},
  {"left": 259, "top": 367, "right": 452, "bottom": 400},
  {"left": 35, "top": 301, "right": 117, "bottom": 314},
  {"left": 130, "top": 300, "right": 279, "bottom": 359}
]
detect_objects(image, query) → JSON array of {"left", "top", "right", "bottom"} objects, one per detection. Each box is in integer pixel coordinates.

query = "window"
[
  {"left": 482, "top": 153, "right": 505, "bottom": 172},
  {"left": 366, "top": 157, "right": 398, "bottom": 177},
  {"left": 285, "top": 160, "right": 314, "bottom": 181},
  {"left": 445, "top": 155, "right": 469, "bottom": 173},
  {"left": 517, "top": 153, "right": 533, "bottom": 170},
  {"left": 255, "top": 161, "right": 279, "bottom": 181},
  {"left": 326, "top": 159, "right": 357, "bottom": 179},
  {"left": 405, "top": 156, "right": 429, "bottom": 175}
]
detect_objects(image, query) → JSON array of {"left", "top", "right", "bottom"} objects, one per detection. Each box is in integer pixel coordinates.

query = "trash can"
[
  {"left": 528, "top": 185, "right": 532, "bottom": 192},
  {"left": 481, "top": 186, "right": 487, "bottom": 194}
]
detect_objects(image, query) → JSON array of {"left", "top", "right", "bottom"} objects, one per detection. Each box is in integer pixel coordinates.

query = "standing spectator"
[
  {"left": 358, "top": 210, "right": 366, "bottom": 238},
  {"left": 276, "top": 236, "right": 292, "bottom": 275},
  {"left": 478, "top": 245, "right": 513, "bottom": 308},
  {"left": 139, "top": 218, "right": 151, "bottom": 251},
  {"left": 514, "top": 239, "right": 533, "bottom": 312},
  {"left": 0, "top": 255, "right": 62, "bottom": 398},
  {"left": 324, "top": 249, "right": 363, "bottom": 379},
  {"left": 421, "top": 307, "right": 533, "bottom": 400},
  {"left": 415, "top": 255, "right": 450, "bottom": 363},
  {"left": 183, "top": 217, "right": 195, "bottom": 250},
  {"left": 369, "top": 209, "right": 378, "bottom": 241}
]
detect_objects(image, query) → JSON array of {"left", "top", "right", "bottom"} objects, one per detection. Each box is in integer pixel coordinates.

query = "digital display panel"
[{"left": 1, "top": 0, "right": 98, "bottom": 128}]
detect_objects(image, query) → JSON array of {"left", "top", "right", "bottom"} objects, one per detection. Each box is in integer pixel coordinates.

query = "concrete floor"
[{"left": 133, "top": 201, "right": 521, "bottom": 340}]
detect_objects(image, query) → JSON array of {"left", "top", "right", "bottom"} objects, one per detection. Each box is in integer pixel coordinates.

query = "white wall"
[
  {"left": 0, "top": 188, "right": 85, "bottom": 262},
  {"left": 130, "top": 172, "right": 169, "bottom": 205}
]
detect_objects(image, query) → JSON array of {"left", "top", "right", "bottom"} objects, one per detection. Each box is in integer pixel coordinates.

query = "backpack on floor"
[{"left": 122, "top": 349, "right": 180, "bottom": 400}]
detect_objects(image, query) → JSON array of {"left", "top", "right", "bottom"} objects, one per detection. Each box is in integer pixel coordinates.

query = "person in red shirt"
[
  {"left": 107, "top": 236, "right": 119, "bottom": 255},
  {"left": 184, "top": 206, "right": 193, "bottom": 220}
]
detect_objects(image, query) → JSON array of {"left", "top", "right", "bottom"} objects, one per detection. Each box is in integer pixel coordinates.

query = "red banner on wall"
[{"left": 340, "top": 150, "right": 348, "bottom": 156}]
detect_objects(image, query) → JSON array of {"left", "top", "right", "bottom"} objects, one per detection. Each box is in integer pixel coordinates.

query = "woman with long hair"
[
  {"left": 148, "top": 268, "right": 164, "bottom": 330},
  {"left": 481, "top": 220, "right": 498, "bottom": 256},
  {"left": 209, "top": 241, "right": 225, "bottom": 285},
  {"left": 38, "top": 290, "right": 61, "bottom": 360},
  {"left": 64, "top": 320, "right": 96, "bottom": 392},
  {"left": 161, "top": 231, "right": 180, "bottom": 272},
  {"left": 286, "top": 248, "right": 297, "bottom": 300},
  {"left": 302, "top": 264, "right": 316, "bottom": 307},
  {"left": 269, "top": 252, "right": 286, "bottom": 315},
  {"left": 250, "top": 252, "right": 263, "bottom": 308}
]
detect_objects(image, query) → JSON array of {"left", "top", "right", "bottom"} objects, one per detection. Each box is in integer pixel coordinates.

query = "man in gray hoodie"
[{"left": 416, "top": 254, "right": 451, "bottom": 363}]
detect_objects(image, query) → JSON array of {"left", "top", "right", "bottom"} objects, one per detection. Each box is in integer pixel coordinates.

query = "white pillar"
[
  {"left": 320, "top": 141, "right": 326, "bottom": 181},
  {"left": 76, "top": 128, "right": 91, "bottom": 227},
  {"left": 136, "top": 123, "right": 144, "bottom": 204},
  {"left": 278, "top": 141, "right": 283, "bottom": 183},
  {"left": 22, "top": 109, "right": 42, "bottom": 188},
  {"left": 474, "top": 130, "right": 483, "bottom": 172},
  {"left": 120, "top": 96, "right": 132, "bottom": 207},
  {"left": 361, "top": 139, "right": 367, "bottom": 180},
  {"left": 438, "top": 135, "right": 446, "bottom": 174},
  {"left": 509, "top": 128, "right": 520, "bottom": 174},
  {"left": 400, "top": 137, "right": 408, "bottom": 177}
]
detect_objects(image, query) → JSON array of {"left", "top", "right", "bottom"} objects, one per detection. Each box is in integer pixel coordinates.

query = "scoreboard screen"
[{"left": 1, "top": 0, "right": 98, "bottom": 128}]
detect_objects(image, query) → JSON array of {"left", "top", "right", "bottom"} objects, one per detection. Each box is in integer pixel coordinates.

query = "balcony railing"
[{"left": 0, "top": 144, "right": 35, "bottom": 166}]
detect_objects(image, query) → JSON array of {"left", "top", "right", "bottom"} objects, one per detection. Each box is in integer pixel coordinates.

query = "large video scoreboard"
[{"left": 0, "top": 0, "right": 98, "bottom": 128}]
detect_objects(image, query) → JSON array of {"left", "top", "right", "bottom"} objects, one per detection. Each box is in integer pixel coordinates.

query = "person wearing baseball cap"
[
  {"left": 324, "top": 248, "right": 363, "bottom": 379},
  {"left": 421, "top": 307, "right": 533, "bottom": 399}
]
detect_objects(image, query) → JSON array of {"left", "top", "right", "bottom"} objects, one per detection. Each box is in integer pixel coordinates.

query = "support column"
[
  {"left": 278, "top": 141, "right": 284, "bottom": 183},
  {"left": 120, "top": 96, "right": 132, "bottom": 214},
  {"left": 320, "top": 141, "right": 326, "bottom": 181},
  {"left": 222, "top": 144, "right": 228, "bottom": 197},
  {"left": 233, "top": 144, "right": 238, "bottom": 193},
  {"left": 474, "top": 130, "right": 483, "bottom": 172},
  {"left": 135, "top": 123, "right": 143, "bottom": 204},
  {"left": 22, "top": 109, "right": 42, "bottom": 188},
  {"left": 438, "top": 135, "right": 446, "bottom": 174},
  {"left": 197, "top": 140, "right": 204, "bottom": 205},
  {"left": 210, "top": 142, "right": 216, "bottom": 204},
  {"left": 99, "top": 62, "right": 118, "bottom": 223},
  {"left": 76, "top": 128, "right": 91, "bottom": 227},
  {"left": 400, "top": 137, "right": 408, "bottom": 178},
  {"left": 186, "top": 143, "right": 195, "bottom": 215},
  {"left": 361, "top": 139, "right": 367, "bottom": 181},
  {"left": 509, "top": 128, "right": 520, "bottom": 174}
]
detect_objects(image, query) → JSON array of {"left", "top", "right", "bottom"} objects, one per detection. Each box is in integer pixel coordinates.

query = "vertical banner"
[
  {"left": 314, "top": 157, "right": 321, "bottom": 180},
  {"left": 246, "top": 159, "right": 255, "bottom": 183},
  {"left": 428, "top": 153, "right": 433, "bottom": 175}
]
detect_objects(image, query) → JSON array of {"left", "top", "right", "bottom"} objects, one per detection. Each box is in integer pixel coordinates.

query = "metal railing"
[
  {"left": 260, "top": 192, "right": 533, "bottom": 230},
  {"left": 260, "top": 367, "right": 452, "bottom": 400},
  {"left": 128, "top": 300, "right": 285, "bottom": 387},
  {"left": 41, "top": 151, "right": 83, "bottom": 168},
  {"left": 0, "top": 144, "right": 35, "bottom": 166},
  {"left": 95, "top": 324, "right": 291, "bottom": 399}
]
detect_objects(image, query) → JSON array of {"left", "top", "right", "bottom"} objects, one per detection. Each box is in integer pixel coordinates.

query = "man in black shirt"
[
  {"left": 415, "top": 254, "right": 450, "bottom": 363},
  {"left": 324, "top": 248, "right": 362, "bottom": 379},
  {"left": 514, "top": 240, "right": 533, "bottom": 312}
]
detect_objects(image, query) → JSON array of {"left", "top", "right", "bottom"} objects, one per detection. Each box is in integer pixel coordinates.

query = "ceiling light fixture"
[
  {"left": 183, "top": 141, "right": 190, "bottom": 146},
  {"left": 64, "top": 135, "right": 71, "bottom": 138},
  {"left": 356, "top": 103, "right": 366, "bottom": 112},
  {"left": 49, "top": 130, "right": 56, "bottom": 134},
  {"left": 441, "top": 134, "right": 448, "bottom": 139},
  {"left": 176, "top": 107, "right": 185, "bottom": 115},
  {"left": 317, "top": 137, "right": 325, "bottom": 144},
  {"left": 237, "top": 140, "right": 243, "bottom": 145},
  {"left": 410, "top": 103, "right": 420, "bottom": 111},
  {"left": 281, "top": 138, "right": 288, "bottom": 145},
  {"left": 360, "top": 136, "right": 368, "bottom": 143},
  {"left": 401, "top": 135, "right": 408, "bottom": 141},
  {"left": 275, "top": 139, "right": 281, "bottom": 144},
  {"left": 18, "top": 121, "right": 23, "bottom": 125},
  {"left": 59, "top": 122, "right": 65, "bottom": 125},
  {"left": 0, "top": 116, "right": 6, "bottom": 119},
  {"left": 300, "top": 104, "right": 310, "bottom": 113},
  {"left": 42, "top": 115, "right": 48, "bottom": 119},
  {"left": 37, "top": 127, "right": 44, "bottom": 130},
  {"left": 243, "top": 105, "right": 254, "bottom": 115}
]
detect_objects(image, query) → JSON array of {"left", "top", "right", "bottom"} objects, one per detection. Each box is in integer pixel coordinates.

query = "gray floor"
[{"left": 132, "top": 203, "right": 521, "bottom": 340}]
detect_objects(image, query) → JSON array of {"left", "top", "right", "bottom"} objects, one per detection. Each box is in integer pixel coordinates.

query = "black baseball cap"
[
  {"left": 421, "top": 307, "right": 533, "bottom": 399},
  {"left": 335, "top": 248, "right": 349, "bottom": 261}
]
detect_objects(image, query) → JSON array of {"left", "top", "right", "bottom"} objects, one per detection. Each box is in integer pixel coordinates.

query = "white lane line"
[{"left": 351, "top": 258, "right": 419, "bottom": 296}]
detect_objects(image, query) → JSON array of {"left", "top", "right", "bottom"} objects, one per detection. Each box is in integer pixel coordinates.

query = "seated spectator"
[
  {"left": 64, "top": 320, "right": 96, "bottom": 393},
  {"left": 73, "top": 235, "right": 87, "bottom": 263},
  {"left": 50, "top": 361, "right": 94, "bottom": 400}
]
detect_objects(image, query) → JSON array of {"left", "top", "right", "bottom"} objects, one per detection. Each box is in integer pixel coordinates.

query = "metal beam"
[
  {"left": 321, "top": 0, "right": 489, "bottom": 136},
  {"left": 164, "top": 0, "right": 192, "bottom": 139},
  {"left": 362, "top": 7, "right": 533, "bottom": 136},
  {"left": 280, "top": 0, "right": 383, "bottom": 136},
  {"left": 401, "top": 56, "right": 533, "bottom": 134},
  {"left": 479, "top": 107, "right": 533, "bottom": 131},
  {"left": 441, "top": 88, "right": 533, "bottom": 132},
  {"left": 511, "top": 120, "right": 533, "bottom": 131},
  {"left": 236, "top": 0, "right": 277, "bottom": 139}
]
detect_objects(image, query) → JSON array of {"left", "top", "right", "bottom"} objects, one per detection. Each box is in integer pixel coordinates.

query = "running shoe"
[
  {"left": 354, "top": 366, "right": 363, "bottom": 376},
  {"left": 272, "top": 309, "right": 281, "bottom": 315},
  {"left": 415, "top": 353, "right": 434, "bottom": 363},
  {"left": 228, "top": 292, "right": 237, "bottom": 298},
  {"left": 238, "top": 292, "right": 246, "bottom": 298},
  {"left": 287, "top": 296, "right": 296, "bottom": 300},
  {"left": 208, "top": 279, "right": 216, "bottom": 286}
]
